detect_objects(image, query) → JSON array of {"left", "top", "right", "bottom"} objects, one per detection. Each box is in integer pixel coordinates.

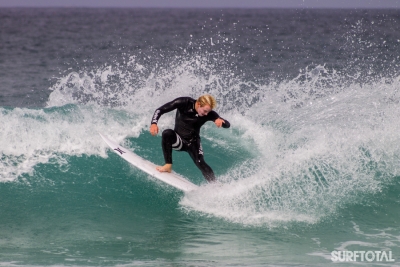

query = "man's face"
[{"left": 196, "top": 103, "right": 212, "bottom": 116}]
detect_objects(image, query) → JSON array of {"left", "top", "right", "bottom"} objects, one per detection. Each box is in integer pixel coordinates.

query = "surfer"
[{"left": 149, "top": 95, "right": 230, "bottom": 182}]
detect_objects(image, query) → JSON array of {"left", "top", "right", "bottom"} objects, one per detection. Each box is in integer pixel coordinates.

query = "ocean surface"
[{"left": 1, "top": 7, "right": 400, "bottom": 266}]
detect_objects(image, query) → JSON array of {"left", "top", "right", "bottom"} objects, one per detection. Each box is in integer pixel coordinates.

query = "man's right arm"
[
  {"left": 150, "top": 97, "right": 187, "bottom": 125},
  {"left": 150, "top": 97, "right": 188, "bottom": 135}
]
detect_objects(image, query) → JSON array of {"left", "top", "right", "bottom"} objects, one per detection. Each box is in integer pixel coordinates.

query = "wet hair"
[{"left": 197, "top": 94, "right": 217, "bottom": 109}]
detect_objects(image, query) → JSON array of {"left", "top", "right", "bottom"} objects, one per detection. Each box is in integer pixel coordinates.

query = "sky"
[{"left": 0, "top": 0, "right": 399, "bottom": 9}]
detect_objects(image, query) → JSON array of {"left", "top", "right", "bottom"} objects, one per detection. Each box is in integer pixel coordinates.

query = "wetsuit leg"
[
  {"left": 161, "top": 129, "right": 177, "bottom": 164},
  {"left": 187, "top": 139, "right": 216, "bottom": 183},
  {"left": 162, "top": 130, "right": 215, "bottom": 182}
]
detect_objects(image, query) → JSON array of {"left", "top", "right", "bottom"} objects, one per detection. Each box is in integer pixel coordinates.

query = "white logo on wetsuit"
[
  {"left": 172, "top": 133, "right": 183, "bottom": 151},
  {"left": 152, "top": 110, "right": 160, "bottom": 124}
]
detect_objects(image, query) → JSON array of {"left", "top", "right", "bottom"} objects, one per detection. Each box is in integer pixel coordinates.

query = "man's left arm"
[{"left": 209, "top": 111, "right": 230, "bottom": 128}]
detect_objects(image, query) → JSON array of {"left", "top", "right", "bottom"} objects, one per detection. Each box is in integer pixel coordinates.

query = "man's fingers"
[{"left": 215, "top": 118, "right": 224, "bottom": 127}]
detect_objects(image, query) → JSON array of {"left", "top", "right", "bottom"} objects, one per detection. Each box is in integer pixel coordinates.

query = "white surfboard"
[{"left": 99, "top": 133, "right": 199, "bottom": 192}]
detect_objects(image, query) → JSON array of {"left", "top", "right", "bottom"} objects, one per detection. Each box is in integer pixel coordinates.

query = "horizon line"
[{"left": 1, "top": 5, "right": 399, "bottom": 9}]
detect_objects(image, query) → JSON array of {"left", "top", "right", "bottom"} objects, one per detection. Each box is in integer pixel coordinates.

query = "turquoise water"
[{"left": 1, "top": 8, "right": 400, "bottom": 266}]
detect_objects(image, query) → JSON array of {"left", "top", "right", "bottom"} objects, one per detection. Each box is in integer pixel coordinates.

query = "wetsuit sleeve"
[
  {"left": 221, "top": 118, "right": 230, "bottom": 128},
  {"left": 151, "top": 97, "right": 187, "bottom": 125},
  {"left": 208, "top": 111, "right": 230, "bottom": 128}
]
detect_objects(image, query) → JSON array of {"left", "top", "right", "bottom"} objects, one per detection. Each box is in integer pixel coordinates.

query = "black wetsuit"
[{"left": 151, "top": 97, "right": 230, "bottom": 182}]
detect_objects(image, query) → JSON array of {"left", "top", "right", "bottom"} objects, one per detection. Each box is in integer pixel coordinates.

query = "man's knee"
[{"left": 162, "top": 129, "right": 176, "bottom": 140}]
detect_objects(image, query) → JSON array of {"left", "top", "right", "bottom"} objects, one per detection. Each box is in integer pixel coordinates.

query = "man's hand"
[
  {"left": 150, "top": 124, "right": 159, "bottom": 136},
  {"left": 214, "top": 118, "right": 225, "bottom": 128}
]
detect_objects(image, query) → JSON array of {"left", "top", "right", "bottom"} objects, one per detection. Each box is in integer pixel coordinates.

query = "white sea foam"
[
  {"left": 2, "top": 53, "right": 400, "bottom": 227},
  {"left": 0, "top": 105, "right": 136, "bottom": 182},
  {"left": 180, "top": 68, "right": 400, "bottom": 225}
]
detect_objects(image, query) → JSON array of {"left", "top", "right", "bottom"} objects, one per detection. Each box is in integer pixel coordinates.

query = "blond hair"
[{"left": 197, "top": 94, "right": 217, "bottom": 109}]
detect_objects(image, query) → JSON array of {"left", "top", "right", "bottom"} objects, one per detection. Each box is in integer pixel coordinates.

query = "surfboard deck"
[{"left": 99, "top": 133, "right": 199, "bottom": 192}]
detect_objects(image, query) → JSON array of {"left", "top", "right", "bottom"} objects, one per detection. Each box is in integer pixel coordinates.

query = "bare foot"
[{"left": 156, "top": 164, "right": 172, "bottom": 173}]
